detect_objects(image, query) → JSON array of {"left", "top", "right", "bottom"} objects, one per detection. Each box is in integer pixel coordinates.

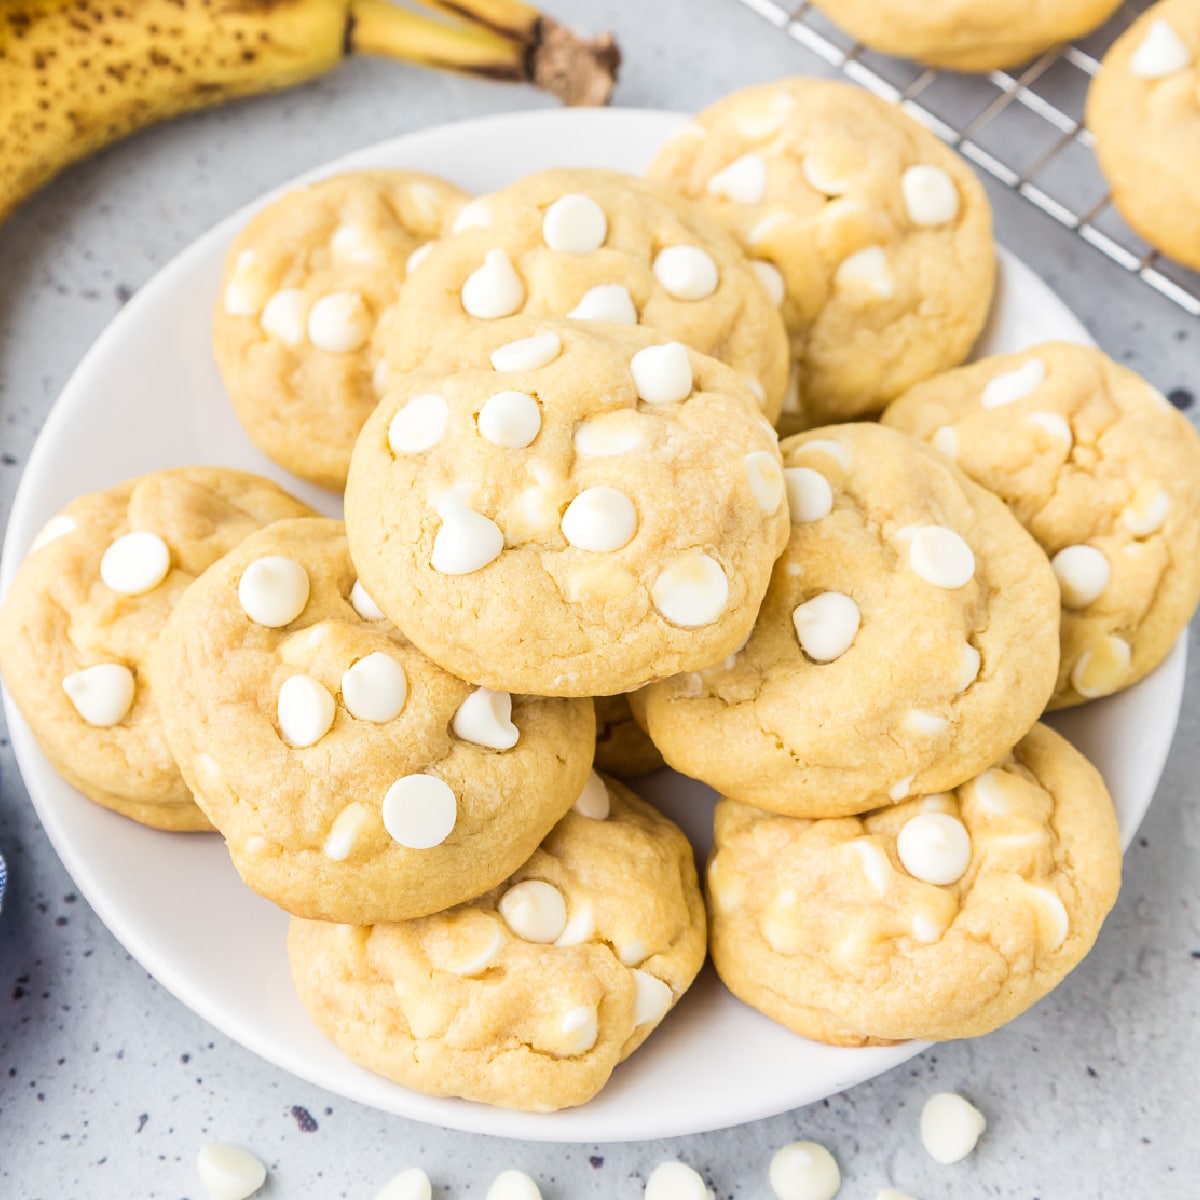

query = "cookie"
[
  {"left": 882, "top": 342, "right": 1200, "bottom": 706},
  {"left": 707, "top": 723, "right": 1122, "bottom": 1045},
  {"left": 151, "top": 518, "right": 595, "bottom": 923},
  {"left": 0, "top": 468, "right": 313, "bottom": 830},
  {"left": 373, "top": 167, "right": 789, "bottom": 421},
  {"left": 288, "top": 775, "right": 706, "bottom": 1112},
  {"left": 647, "top": 79, "right": 995, "bottom": 432},
  {"left": 593, "top": 695, "right": 664, "bottom": 778},
  {"left": 1087, "top": 0, "right": 1200, "bottom": 271},
  {"left": 634, "top": 423, "right": 1060, "bottom": 817},
  {"left": 213, "top": 170, "right": 468, "bottom": 491},
  {"left": 345, "top": 319, "right": 790, "bottom": 698},
  {"left": 809, "top": 0, "right": 1122, "bottom": 72}
]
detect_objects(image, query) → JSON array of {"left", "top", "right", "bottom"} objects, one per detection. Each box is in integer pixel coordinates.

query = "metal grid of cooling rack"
[{"left": 734, "top": 0, "right": 1200, "bottom": 316}]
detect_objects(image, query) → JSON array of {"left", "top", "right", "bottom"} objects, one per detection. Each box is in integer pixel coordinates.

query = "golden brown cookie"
[{"left": 593, "top": 695, "right": 664, "bottom": 778}]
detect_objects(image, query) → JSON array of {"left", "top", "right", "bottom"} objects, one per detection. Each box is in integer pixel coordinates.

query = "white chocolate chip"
[
  {"left": 308, "top": 291, "right": 372, "bottom": 353},
  {"left": 920, "top": 1093, "right": 986, "bottom": 1164},
  {"left": 931, "top": 426, "right": 959, "bottom": 460},
  {"left": 801, "top": 155, "right": 851, "bottom": 196},
  {"left": 652, "top": 246, "right": 719, "bottom": 301},
  {"left": 499, "top": 880, "right": 567, "bottom": 943},
  {"left": 350, "top": 579, "right": 386, "bottom": 621},
  {"left": 431, "top": 501, "right": 504, "bottom": 574},
  {"left": 277, "top": 674, "right": 336, "bottom": 747},
  {"left": 372, "top": 358, "right": 389, "bottom": 393},
  {"left": 62, "top": 663, "right": 135, "bottom": 727},
  {"left": 618, "top": 938, "right": 647, "bottom": 967},
  {"left": 542, "top": 193, "right": 608, "bottom": 253},
  {"left": 782, "top": 365, "right": 802, "bottom": 414},
  {"left": 238, "top": 556, "right": 309, "bottom": 627},
  {"left": 31, "top": 513, "right": 77, "bottom": 552},
  {"left": 853, "top": 841, "right": 891, "bottom": 898},
  {"left": 490, "top": 331, "right": 562, "bottom": 372},
  {"left": 1026, "top": 411, "right": 1073, "bottom": 448},
  {"left": 405, "top": 242, "right": 434, "bottom": 274},
  {"left": 568, "top": 282, "right": 638, "bottom": 324},
  {"left": 768, "top": 1141, "right": 841, "bottom": 1200},
  {"left": 461, "top": 248, "right": 524, "bottom": 319},
  {"left": 196, "top": 1142, "right": 267, "bottom": 1200},
  {"left": 453, "top": 687, "right": 519, "bottom": 750},
  {"left": 903, "top": 709, "right": 948, "bottom": 736},
  {"left": 389, "top": 393, "right": 448, "bottom": 454},
  {"left": 652, "top": 552, "right": 729, "bottom": 627},
  {"left": 486, "top": 1171, "right": 541, "bottom": 1200},
  {"left": 957, "top": 644, "right": 982, "bottom": 692},
  {"left": 835, "top": 246, "right": 894, "bottom": 298},
  {"left": 1052, "top": 544, "right": 1110, "bottom": 608},
  {"left": 561, "top": 487, "right": 637, "bottom": 552},
  {"left": 323, "top": 802, "right": 371, "bottom": 861},
  {"left": 452, "top": 198, "right": 491, "bottom": 233},
  {"left": 382, "top": 774, "right": 457, "bottom": 849},
  {"left": 750, "top": 259, "right": 786, "bottom": 305},
  {"left": 1027, "top": 885, "right": 1070, "bottom": 948},
  {"left": 1071, "top": 635, "right": 1131, "bottom": 698},
  {"left": 744, "top": 451, "right": 785, "bottom": 514},
  {"left": 1130, "top": 18, "right": 1192, "bottom": 78},
  {"left": 223, "top": 251, "right": 270, "bottom": 317},
  {"left": 260, "top": 288, "right": 308, "bottom": 345},
  {"left": 632, "top": 969, "right": 672, "bottom": 1026},
  {"left": 1122, "top": 483, "right": 1170, "bottom": 536},
  {"left": 631, "top": 342, "right": 693, "bottom": 404},
  {"left": 574, "top": 411, "right": 646, "bottom": 457},
  {"left": 897, "top": 813, "right": 972, "bottom": 885},
  {"left": 99, "top": 530, "right": 170, "bottom": 595},
  {"left": 443, "top": 922, "right": 504, "bottom": 977},
  {"left": 478, "top": 390, "right": 541, "bottom": 448},
  {"left": 911, "top": 913, "right": 944, "bottom": 944},
  {"left": 707, "top": 152, "right": 768, "bottom": 204},
  {"left": 792, "top": 592, "right": 859, "bottom": 662},
  {"left": 982, "top": 358, "right": 1045, "bottom": 407},
  {"left": 341, "top": 653, "right": 407, "bottom": 723},
  {"left": 902, "top": 164, "right": 960, "bottom": 226},
  {"left": 889, "top": 775, "right": 914, "bottom": 802},
  {"left": 784, "top": 467, "right": 833, "bottom": 522},
  {"left": 374, "top": 1167, "right": 433, "bottom": 1200},
  {"left": 330, "top": 222, "right": 376, "bottom": 266},
  {"left": 645, "top": 1161, "right": 712, "bottom": 1200},
  {"left": 555, "top": 901, "right": 595, "bottom": 946},
  {"left": 974, "top": 770, "right": 1009, "bottom": 815},
  {"left": 793, "top": 438, "right": 849, "bottom": 468},
  {"left": 573, "top": 771, "right": 610, "bottom": 819},
  {"left": 559, "top": 1005, "right": 599, "bottom": 1055},
  {"left": 909, "top": 526, "right": 975, "bottom": 589}
]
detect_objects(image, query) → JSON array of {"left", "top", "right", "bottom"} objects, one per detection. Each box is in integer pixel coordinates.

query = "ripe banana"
[{"left": 0, "top": 0, "right": 620, "bottom": 223}]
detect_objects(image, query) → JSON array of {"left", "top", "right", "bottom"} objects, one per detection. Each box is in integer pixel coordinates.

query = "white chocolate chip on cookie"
[
  {"left": 499, "top": 880, "right": 568, "bottom": 943},
  {"left": 652, "top": 552, "right": 729, "bottom": 627},
  {"left": 834, "top": 246, "right": 894, "bottom": 299},
  {"left": 453, "top": 687, "right": 519, "bottom": 750},
  {"left": 341, "top": 653, "right": 408, "bottom": 723},
  {"left": 389, "top": 394, "right": 448, "bottom": 454},
  {"left": 784, "top": 467, "right": 833, "bottom": 522},
  {"left": 308, "top": 291, "right": 372, "bottom": 353},
  {"left": 260, "top": 288, "right": 308, "bottom": 345},
  {"left": 100, "top": 530, "right": 171, "bottom": 596},
  {"left": 792, "top": 592, "right": 860, "bottom": 662},
  {"left": 573, "top": 771, "right": 611, "bottom": 819},
  {"left": 902, "top": 165, "right": 960, "bottom": 227},
  {"left": 908, "top": 527, "right": 975, "bottom": 589},
  {"left": 238, "top": 556, "right": 310, "bottom": 627},
  {"left": 490, "top": 331, "right": 562, "bottom": 372},
  {"left": 653, "top": 245, "right": 719, "bottom": 300},
  {"left": 982, "top": 358, "right": 1045, "bottom": 407},
  {"left": 631, "top": 342, "right": 693, "bottom": 404},
  {"left": 569, "top": 283, "right": 638, "bottom": 325},
  {"left": 633, "top": 969, "right": 673, "bottom": 1026},
  {"left": 1052, "top": 545, "right": 1110, "bottom": 609},
  {"left": 542, "top": 193, "right": 607, "bottom": 253},
  {"left": 431, "top": 501, "right": 504, "bottom": 575},
  {"left": 382, "top": 774, "right": 457, "bottom": 849},
  {"left": 462, "top": 248, "right": 525, "bottom": 319},
  {"left": 561, "top": 487, "right": 638, "bottom": 552},
  {"left": 62, "top": 663, "right": 135, "bottom": 728},
  {"left": 478, "top": 391, "right": 542, "bottom": 448},
  {"left": 707, "top": 151, "right": 768, "bottom": 204},
  {"left": 277, "top": 674, "right": 336, "bottom": 747},
  {"left": 897, "top": 813, "right": 972, "bottom": 885},
  {"left": 1129, "top": 18, "right": 1192, "bottom": 78}
]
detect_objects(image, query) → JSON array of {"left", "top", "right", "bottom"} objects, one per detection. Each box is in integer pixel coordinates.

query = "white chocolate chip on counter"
[
  {"left": 834, "top": 246, "right": 895, "bottom": 299},
  {"left": 542, "top": 192, "right": 608, "bottom": 253},
  {"left": 1026, "top": 411, "right": 1073, "bottom": 449},
  {"left": 1122, "top": 483, "right": 1170, "bottom": 536},
  {"left": 652, "top": 551, "right": 729, "bottom": 627},
  {"left": 652, "top": 245, "right": 719, "bottom": 301},
  {"left": 62, "top": 663, "right": 135, "bottom": 727},
  {"left": 784, "top": 467, "right": 833, "bottom": 522},
  {"left": 574, "top": 410, "right": 647, "bottom": 457},
  {"left": 902, "top": 164, "right": 960, "bottom": 226},
  {"left": 238, "top": 556, "right": 310, "bottom": 627},
  {"left": 31, "top": 513, "right": 77, "bottom": 552},
  {"left": 486, "top": 1170, "right": 542, "bottom": 1200},
  {"left": 707, "top": 151, "right": 768, "bottom": 204},
  {"left": 323, "top": 802, "right": 371, "bottom": 861},
  {"left": 561, "top": 486, "right": 638, "bottom": 552},
  {"left": 568, "top": 282, "right": 638, "bottom": 325},
  {"left": 277, "top": 674, "right": 336, "bottom": 747},
  {"left": 259, "top": 288, "right": 308, "bottom": 345},
  {"left": 897, "top": 813, "right": 972, "bottom": 885},
  {"left": 308, "top": 291, "right": 372, "bottom": 353},
  {"left": 1071, "top": 635, "right": 1131, "bottom": 698},
  {"left": 632, "top": 969, "right": 673, "bottom": 1026},
  {"left": 645, "top": 1160, "right": 713, "bottom": 1200},
  {"left": 920, "top": 1092, "right": 987, "bottom": 1164},
  {"left": 478, "top": 390, "right": 542, "bottom": 448},
  {"left": 382, "top": 774, "right": 457, "bottom": 849},
  {"left": 100, "top": 530, "right": 171, "bottom": 595},
  {"left": 350, "top": 579, "right": 386, "bottom": 621},
  {"left": 1051, "top": 544, "right": 1110, "bottom": 608},
  {"left": 453, "top": 686, "right": 519, "bottom": 750},
  {"left": 792, "top": 592, "right": 860, "bottom": 662},
  {"left": 341, "top": 653, "right": 407, "bottom": 723},
  {"left": 490, "top": 331, "right": 562, "bottom": 372},
  {"left": 452, "top": 197, "right": 491, "bottom": 232},
  {"left": 931, "top": 426, "right": 959, "bottom": 460},
  {"left": 389, "top": 393, "right": 448, "bottom": 454},
  {"left": 498, "top": 880, "right": 568, "bottom": 943},
  {"left": 982, "top": 357, "right": 1045, "bottom": 407},
  {"left": 373, "top": 1167, "right": 433, "bottom": 1200},
  {"left": 909, "top": 526, "right": 975, "bottom": 589},
  {"left": 751, "top": 259, "right": 786, "bottom": 305},
  {"left": 461, "top": 248, "right": 525, "bottom": 319},
  {"left": 744, "top": 451, "right": 785, "bottom": 514},
  {"left": 631, "top": 342, "right": 693, "bottom": 404},
  {"left": 957, "top": 643, "right": 982, "bottom": 693},
  {"left": 1130, "top": 18, "right": 1193, "bottom": 78},
  {"left": 196, "top": 1142, "right": 267, "bottom": 1200},
  {"left": 431, "top": 501, "right": 504, "bottom": 575},
  {"left": 573, "top": 770, "right": 610, "bottom": 819},
  {"left": 769, "top": 1140, "right": 841, "bottom": 1200}
]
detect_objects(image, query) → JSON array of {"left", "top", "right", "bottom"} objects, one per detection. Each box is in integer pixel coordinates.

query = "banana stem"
[{"left": 416, "top": 0, "right": 542, "bottom": 44}]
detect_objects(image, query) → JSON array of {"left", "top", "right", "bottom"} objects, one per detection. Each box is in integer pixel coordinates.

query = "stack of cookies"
[{"left": 4, "top": 76, "right": 1200, "bottom": 1112}]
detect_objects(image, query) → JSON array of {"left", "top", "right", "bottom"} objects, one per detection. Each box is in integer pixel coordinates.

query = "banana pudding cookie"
[
  {"left": 213, "top": 170, "right": 468, "bottom": 490},
  {"left": 648, "top": 79, "right": 994, "bottom": 432},
  {"left": 289, "top": 775, "right": 706, "bottom": 1112},
  {"left": 707, "top": 724, "right": 1122, "bottom": 1045},
  {"left": 883, "top": 342, "right": 1200, "bottom": 706},
  {"left": 634, "top": 423, "right": 1059, "bottom": 817},
  {"left": 0, "top": 468, "right": 313, "bottom": 830},
  {"left": 345, "top": 319, "right": 790, "bottom": 697},
  {"left": 373, "top": 166, "right": 789, "bottom": 420},
  {"left": 593, "top": 695, "right": 664, "bottom": 778},
  {"left": 151, "top": 518, "right": 594, "bottom": 923},
  {"left": 1087, "top": 0, "right": 1200, "bottom": 271}
]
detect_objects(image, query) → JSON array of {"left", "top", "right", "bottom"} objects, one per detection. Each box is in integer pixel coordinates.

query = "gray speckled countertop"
[{"left": 1, "top": 2, "right": 1198, "bottom": 1197}]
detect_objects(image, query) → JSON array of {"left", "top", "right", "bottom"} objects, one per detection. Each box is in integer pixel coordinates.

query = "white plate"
[{"left": 0, "top": 109, "right": 1186, "bottom": 1142}]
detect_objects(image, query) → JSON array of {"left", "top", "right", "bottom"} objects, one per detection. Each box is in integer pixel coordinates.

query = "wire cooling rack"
[{"left": 734, "top": 0, "right": 1200, "bottom": 316}]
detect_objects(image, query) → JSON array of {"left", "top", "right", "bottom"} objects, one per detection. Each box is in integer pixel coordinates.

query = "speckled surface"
[{"left": 1, "top": 2, "right": 1198, "bottom": 1197}]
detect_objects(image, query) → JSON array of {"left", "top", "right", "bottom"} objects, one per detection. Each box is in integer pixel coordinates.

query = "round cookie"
[
  {"left": 151, "top": 518, "right": 595, "bottom": 923},
  {"left": 810, "top": 0, "right": 1122, "bottom": 72},
  {"left": 288, "top": 775, "right": 706, "bottom": 1112},
  {"left": 1087, "top": 0, "right": 1200, "bottom": 271},
  {"left": 0, "top": 468, "right": 313, "bottom": 831},
  {"left": 213, "top": 170, "right": 468, "bottom": 491},
  {"left": 648, "top": 79, "right": 995, "bottom": 432},
  {"left": 373, "top": 167, "right": 790, "bottom": 421},
  {"left": 634, "top": 423, "right": 1060, "bottom": 817},
  {"left": 707, "top": 723, "right": 1122, "bottom": 1045},
  {"left": 345, "top": 319, "right": 790, "bottom": 698},
  {"left": 594, "top": 695, "right": 664, "bottom": 778},
  {"left": 882, "top": 342, "right": 1200, "bottom": 706}
]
